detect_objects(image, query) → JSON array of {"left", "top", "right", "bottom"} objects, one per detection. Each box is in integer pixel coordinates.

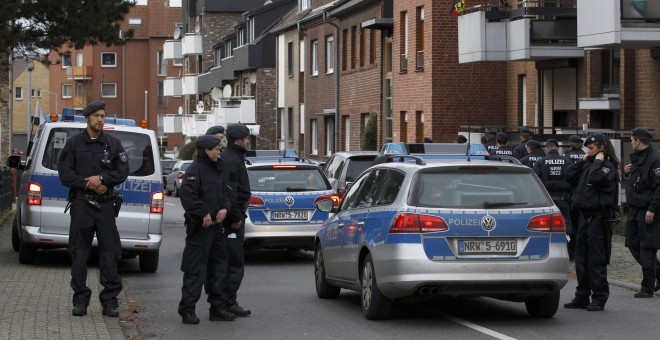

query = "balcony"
[
  {"left": 182, "top": 75, "right": 198, "bottom": 95},
  {"left": 163, "top": 98, "right": 257, "bottom": 136},
  {"left": 66, "top": 66, "right": 93, "bottom": 80},
  {"left": 458, "top": 1, "right": 583, "bottom": 63},
  {"left": 164, "top": 77, "right": 182, "bottom": 97},
  {"left": 72, "top": 96, "right": 92, "bottom": 109},
  {"left": 164, "top": 40, "right": 182, "bottom": 59},
  {"left": 182, "top": 33, "right": 203, "bottom": 55},
  {"left": 578, "top": 0, "right": 660, "bottom": 48}
]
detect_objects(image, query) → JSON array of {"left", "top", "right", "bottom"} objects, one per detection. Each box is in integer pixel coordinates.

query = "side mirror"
[
  {"left": 6, "top": 155, "right": 22, "bottom": 169},
  {"left": 315, "top": 198, "right": 336, "bottom": 213}
]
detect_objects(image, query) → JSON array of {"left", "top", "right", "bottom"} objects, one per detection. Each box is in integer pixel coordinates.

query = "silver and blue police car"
[
  {"left": 244, "top": 159, "right": 338, "bottom": 251},
  {"left": 314, "top": 154, "right": 569, "bottom": 320}
]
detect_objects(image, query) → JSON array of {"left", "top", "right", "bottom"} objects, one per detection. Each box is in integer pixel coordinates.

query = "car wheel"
[
  {"left": 12, "top": 215, "right": 20, "bottom": 252},
  {"left": 174, "top": 184, "right": 180, "bottom": 197},
  {"left": 361, "top": 254, "right": 392, "bottom": 320},
  {"left": 525, "top": 292, "right": 560, "bottom": 318},
  {"left": 139, "top": 250, "right": 159, "bottom": 273},
  {"left": 18, "top": 240, "right": 37, "bottom": 264},
  {"left": 314, "top": 246, "right": 340, "bottom": 299}
]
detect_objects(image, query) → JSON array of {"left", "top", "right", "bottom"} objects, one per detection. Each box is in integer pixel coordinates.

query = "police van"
[{"left": 8, "top": 112, "right": 164, "bottom": 272}]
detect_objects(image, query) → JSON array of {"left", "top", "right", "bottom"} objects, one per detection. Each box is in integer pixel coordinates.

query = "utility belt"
[
  {"left": 65, "top": 191, "right": 123, "bottom": 216},
  {"left": 73, "top": 193, "right": 115, "bottom": 202}
]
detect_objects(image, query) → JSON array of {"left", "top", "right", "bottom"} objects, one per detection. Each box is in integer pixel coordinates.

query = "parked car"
[
  {"left": 161, "top": 159, "right": 179, "bottom": 185},
  {"left": 244, "top": 160, "right": 338, "bottom": 251},
  {"left": 165, "top": 160, "right": 192, "bottom": 197},
  {"left": 313, "top": 154, "right": 568, "bottom": 320},
  {"left": 322, "top": 151, "right": 379, "bottom": 200}
]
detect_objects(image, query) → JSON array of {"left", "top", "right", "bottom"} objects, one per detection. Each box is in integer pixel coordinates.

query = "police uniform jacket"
[
  {"left": 179, "top": 154, "right": 231, "bottom": 222},
  {"left": 565, "top": 148, "right": 586, "bottom": 164},
  {"left": 222, "top": 143, "right": 251, "bottom": 225},
  {"left": 520, "top": 150, "right": 545, "bottom": 168},
  {"left": 58, "top": 130, "right": 129, "bottom": 195},
  {"left": 625, "top": 146, "right": 660, "bottom": 213},
  {"left": 485, "top": 140, "right": 497, "bottom": 152},
  {"left": 565, "top": 156, "right": 617, "bottom": 212},
  {"left": 512, "top": 142, "right": 528, "bottom": 159},
  {"left": 489, "top": 146, "right": 513, "bottom": 156},
  {"left": 533, "top": 149, "right": 571, "bottom": 198}
]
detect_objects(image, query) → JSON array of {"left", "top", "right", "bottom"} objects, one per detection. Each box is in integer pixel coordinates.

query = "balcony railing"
[
  {"left": 66, "top": 66, "right": 93, "bottom": 80},
  {"left": 182, "top": 33, "right": 203, "bottom": 55},
  {"left": 400, "top": 54, "right": 408, "bottom": 72},
  {"left": 164, "top": 40, "right": 182, "bottom": 59},
  {"left": 416, "top": 51, "right": 424, "bottom": 70}
]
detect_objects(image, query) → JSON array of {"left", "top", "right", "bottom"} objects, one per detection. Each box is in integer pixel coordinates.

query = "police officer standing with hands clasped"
[
  {"left": 58, "top": 101, "right": 129, "bottom": 318},
  {"left": 623, "top": 128, "right": 660, "bottom": 298},
  {"left": 220, "top": 124, "right": 253, "bottom": 317}
]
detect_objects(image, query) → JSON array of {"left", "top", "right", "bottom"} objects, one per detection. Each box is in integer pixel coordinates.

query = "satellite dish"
[
  {"left": 194, "top": 23, "right": 201, "bottom": 34},
  {"left": 222, "top": 84, "right": 232, "bottom": 98},
  {"left": 195, "top": 101, "right": 205, "bottom": 113},
  {"left": 249, "top": 72, "right": 257, "bottom": 84},
  {"left": 173, "top": 27, "right": 181, "bottom": 40},
  {"left": 177, "top": 106, "right": 183, "bottom": 115},
  {"left": 210, "top": 87, "right": 223, "bottom": 101}
]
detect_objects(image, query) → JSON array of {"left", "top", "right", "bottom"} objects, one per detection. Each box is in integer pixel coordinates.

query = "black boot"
[
  {"left": 102, "top": 305, "right": 119, "bottom": 317},
  {"left": 209, "top": 309, "right": 236, "bottom": 321},
  {"left": 563, "top": 299, "right": 589, "bottom": 309},
  {"left": 228, "top": 303, "right": 251, "bottom": 317},
  {"left": 181, "top": 311, "right": 200, "bottom": 324},
  {"left": 72, "top": 303, "right": 88, "bottom": 316}
]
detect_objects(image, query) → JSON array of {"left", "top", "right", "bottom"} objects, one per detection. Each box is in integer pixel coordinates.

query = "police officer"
[
  {"left": 206, "top": 125, "right": 227, "bottom": 151},
  {"left": 489, "top": 132, "right": 513, "bottom": 156},
  {"left": 623, "top": 128, "right": 660, "bottom": 297},
  {"left": 484, "top": 131, "right": 497, "bottom": 152},
  {"left": 534, "top": 139, "right": 573, "bottom": 257},
  {"left": 220, "top": 124, "right": 252, "bottom": 317},
  {"left": 512, "top": 128, "right": 532, "bottom": 159},
  {"left": 565, "top": 134, "right": 586, "bottom": 163},
  {"left": 564, "top": 133, "right": 619, "bottom": 311},
  {"left": 58, "top": 101, "right": 129, "bottom": 318},
  {"left": 178, "top": 135, "right": 232, "bottom": 324},
  {"left": 456, "top": 134, "right": 467, "bottom": 144},
  {"left": 520, "top": 140, "right": 545, "bottom": 168}
]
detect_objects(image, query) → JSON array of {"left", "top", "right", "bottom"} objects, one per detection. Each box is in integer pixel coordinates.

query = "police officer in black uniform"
[
  {"left": 564, "top": 134, "right": 586, "bottom": 260},
  {"left": 565, "top": 135, "right": 586, "bottom": 163},
  {"left": 206, "top": 125, "right": 227, "bottom": 151},
  {"left": 58, "top": 101, "right": 129, "bottom": 318},
  {"left": 456, "top": 135, "right": 467, "bottom": 144},
  {"left": 178, "top": 135, "right": 232, "bottom": 324},
  {"left": 520, "top": 140, "right": 545, "bottom": 168},
  {"left": 534, "top": 139, "right": 573, "bottom": 257},
  {"left": 564, "top": 133, "right": 619, "bottom": 311},
  {"left": 513, "top": 128, "right": 533, "bottom": 159},
  {"left": 484, "top": 131, "right": 497, "bottom": 152},
  {"left": 220, "top": 124, "right": 252, "bottom": 317},
  {"left": 623, "top": 128, "right": 660, "bottom": 297},
  {"left": 489, "top": 132, "right": 513, "bottom": 156}
]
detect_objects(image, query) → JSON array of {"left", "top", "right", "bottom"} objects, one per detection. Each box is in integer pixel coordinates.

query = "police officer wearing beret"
[
  {"left": 564, "top": 135, "right": 586, "bottom": 259},
  {"left": 623, "top": 128, "right": 660, "bottom": 297},
  {"left": 519, "top": 140, "right": 545, "bottom": 168},
  {"left": 206, "top": 125, "right": 227, "bottom": 151},
  {"left": 178, "top": 135, "right": 232, "bottom": 324},
  {"left": 565, "top": 135, "right": 586, "bottom": 164},
  {"left": 58, "top": 101, "right": 129, "bottom": 318},
  {"left": 219, "top": 124, "right": 252, "bottom": 317},
  {"left": 564, "top": 133, "right": 620, "bottom": 311},
  {"left": 489, "top": 132, "right": 514, "bottom": 156}
]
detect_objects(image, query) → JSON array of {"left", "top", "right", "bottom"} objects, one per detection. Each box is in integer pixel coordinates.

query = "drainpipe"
[{"left": 323, "top": 10, "right": 340, "bottom": 153}]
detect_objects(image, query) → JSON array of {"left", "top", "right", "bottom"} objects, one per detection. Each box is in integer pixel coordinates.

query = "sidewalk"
[{"left": 0, "top": 211, "right": 124, "bottom": 340}]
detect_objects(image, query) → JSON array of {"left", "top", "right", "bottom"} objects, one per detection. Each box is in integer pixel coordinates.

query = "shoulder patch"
[
  {"left": 186, "top": 176, "right": 197, "bottom": 181},
  {"left": 601, "top": 167, "right": 611, "bottom": 174},
  {"left": 654, "top": 167, "right": 660, "bottom": 176},
  {"left": 119, "top": 151, "right": 128, "bottom": 163}
]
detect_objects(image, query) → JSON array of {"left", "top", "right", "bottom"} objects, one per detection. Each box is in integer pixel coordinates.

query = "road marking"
[{"left": 437, "top": 311, "right": 518, "bottom": 340}]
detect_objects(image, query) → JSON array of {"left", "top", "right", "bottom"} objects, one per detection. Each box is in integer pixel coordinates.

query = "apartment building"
[{"left": 11, "top": 57, "right": 51, "bottom": 154}]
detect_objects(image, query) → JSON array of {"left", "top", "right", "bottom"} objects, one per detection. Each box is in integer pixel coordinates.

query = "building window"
[
  {"left": 400, "top": 11, "right": 408, "bottom": 72},
  {"left": 61, "top": 53, "right": 71, "bottom": 68},
  {"left": 299, "top": 40, "right": 305, "bottom": 72},
  {"left": 76, "top": 53, "right": 83, "bottom": 67},
  {"left": 370, "top": 30, "right": 376, "bottom": 64},
  {"left": 128, "top": 18, "right": 142, "bottom": 25},
  {"left": 311, "top": 40, "right": 318, "bottom": 76},
  {"left": 326, "top": 36, "right": 334, "bottom": 74},
  {"left": 416, "top": 6, "right": 424, "bottom": 70},
  {"left": 101, "top": 52, "right": 116, "bottom": 67},
  {"left": 157, "top": 51, "right": 167, "bottom": 75},
  {"left": 32, "top": 89, "right": 42, "bottom": 97},
  {"left": 62, "top": 84, "right": 72, "bottom": 98},
  {"left": 359, "top": 28, "right": 365, "bottom": 67},
  {"left": 158, "top": 81, "right": 166, "bottom": 106},
  {"left": 248, "top": 18, "right": 255, "bottom": 42},
  {"left": 225, "top": 41, "right": 233, "bottom": 58},
  {"left": 400, "top": 111, "right": 408, "bottom": 142},
  {"left": 311, "top": 119, "right": 318, "bottom": 155},
  {"left": 76, "top": 83, "right": 83, "bottom": 97},
  {"left": 238, "top": 28, "right": 245, "bottom": 46},
  {"left": 416, "top": 111, "right": 424, "bottom": 143},
  {"left": 15, "top": 87, "right": 23, "bottom": 100},
  {"left": 101, "top": 83, "right": 117, "bottom": 98},
  {"left": 343, "top": 115, "right": 350, "bottom": 151},
  {"left": 342, "top": 29, "right": 348, "bottom": 71},
  {"left": 300, "top": 0, "right": 311, "bottom": 11},
  {"left": 288, "top": 107, "right": 294, "bottom": 142},
  {"left": 325, "top": 116, "right": 335, "bottom": 156},
  {"left": 214, "top": 47, "right": 222, "bottom": 67},
  {"left": 287, "top": 41, "right": 294, "bottom": 77},
  {"left": 351, "top": 26, "right": 356, "bottom": 69}
]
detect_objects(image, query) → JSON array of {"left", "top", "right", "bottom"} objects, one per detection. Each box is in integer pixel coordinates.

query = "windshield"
[{"left": 248, "top": 167, "right": 330, "bottom": 192}]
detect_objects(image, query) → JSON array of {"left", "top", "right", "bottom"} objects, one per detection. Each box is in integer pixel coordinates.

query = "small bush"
[
  {"left": 361, "top": 113, "right": 377, "bottom": 151},
  {"left": 178, "top": 139, "right": 197, "bottom": 160}
]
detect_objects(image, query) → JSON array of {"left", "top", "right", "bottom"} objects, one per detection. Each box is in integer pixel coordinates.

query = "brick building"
[{"left": 11, "top": 57, "right": 51, "bottom": 155}]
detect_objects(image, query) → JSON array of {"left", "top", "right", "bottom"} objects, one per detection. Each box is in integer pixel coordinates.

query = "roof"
[
  {"left": 203, "top": 0, "right": 269, "bottom": 12},
  {"left": 270, "top": 7, "right": 311, "bottom": 34}
]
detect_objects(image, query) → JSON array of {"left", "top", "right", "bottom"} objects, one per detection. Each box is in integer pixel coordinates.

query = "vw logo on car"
[
  {"left": 481, "top": 215, "right": 496, "bottom": 231},
  {"left": 284, "top": 195, "right": 295, "bottom": 207}
]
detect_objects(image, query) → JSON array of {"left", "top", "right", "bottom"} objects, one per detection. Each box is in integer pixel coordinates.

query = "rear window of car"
[
  {"left": 161, "top": 160, "right": 178, "bottom": 171},
  {"left": 41, "top": 127, "right": 155, "bottom": 177},
  {"left": 412, "top": 169, "right": 551, "bottom": 209},
  {"left": 248, "top": 167, "right": 330, "bottom": 192},
  {"left": 345, "top": 157, "right": 377, "bottom": 182},
  {"left": 179, "top": 162, "right": 192, "bottom": 171}
]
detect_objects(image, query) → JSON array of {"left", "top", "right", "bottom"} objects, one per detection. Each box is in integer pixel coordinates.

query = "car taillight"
[
  {"left": 150, "top": 191, "right": 164, "bottom": 213},
  {"left": 527, "top": 213, "right": 566, "bottom": 233},
  {"left": 314, "top": 194, "right": 340, "bottom": 207},
  {"left": 389, "top": 213, "right": 448, "bottom": 233},
  {"left": 249, "top": 196, "right": 265, "bottom": 207},
  {"left": 28, "top": 182, "right": 42, "bottom": 205},
  {"left": 177, "top": 171, "right": 185, "bottom": 180}
]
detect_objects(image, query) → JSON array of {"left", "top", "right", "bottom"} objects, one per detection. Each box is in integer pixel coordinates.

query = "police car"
[
  {"left": 8, "top": 113, "right": 164, "bottom": 272},
  {"left": 313, "top": 154, "right": 568, "bottom": 320},
  {"left": 244, "top": 158, "right": 338, "bottom": 251}
]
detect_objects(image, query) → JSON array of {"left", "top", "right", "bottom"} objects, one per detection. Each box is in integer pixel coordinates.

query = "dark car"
[
  {"left": 161, "top": 159, "right": 179, "bottom": 185},
  {"left": 322, "top": 151, "right": 379, "bottom": 200}
]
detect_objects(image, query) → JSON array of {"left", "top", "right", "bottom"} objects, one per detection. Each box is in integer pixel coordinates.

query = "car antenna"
[{"left": 466, "top": 106, "right": 471, "bottom": 162}]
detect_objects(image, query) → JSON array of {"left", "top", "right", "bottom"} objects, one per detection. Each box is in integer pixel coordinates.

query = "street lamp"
[
  {"left": 42, "top": 90, "right": 58, "bottom": 115},
  {"left": 144, "top": 90, "right": 148, "bottom": 121},
  {"left": 27, "top": 60, "right": 34, "bottom": 145}
]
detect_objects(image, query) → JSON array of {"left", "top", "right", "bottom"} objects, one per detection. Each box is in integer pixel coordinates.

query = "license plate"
[
  {"left": 271, "top": 210, "right": 309, "bottom": 220},
  {"left": 458, "top": 239, "right": 517, "bottom": 255}
]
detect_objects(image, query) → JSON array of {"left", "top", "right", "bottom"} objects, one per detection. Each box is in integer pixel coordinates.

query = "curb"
[{"left": 608, "top": 278, "right": 659, "bottom": 297}]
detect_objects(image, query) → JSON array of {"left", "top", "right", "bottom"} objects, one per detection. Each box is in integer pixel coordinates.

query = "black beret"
[
  {"left": 226, "top": 124, "right": 251, "bottom": 139},
  {"left": 83, "top": 101, "right": 106, "bottom": 116},
  {"left": 196, "top": 135, "right": 221, "bottom": 149},
  {"left": 584, "top": 133, "right": 606, "bottom": 147},
  {"left": 631, "top": 128, "right": 653, "bottom": 139},
  {"left": 456, "top": 135, "right": 467, "bottom": 143},
  {"left": 545, "top": 139, "right": 558, "bottom": 147},
  {"left": 526, "top": 140, "right": 540, "bottom": 149},
  {"left": 520, "top": 128, "right": 532, "bottom": 134},
  {"left": 205, "top": 125, "right": 225, "bottom": 135},
  {"left": 568, "top": 135, "right": 583, "bottom": 143},
  {"left": 486, "top": 131, "right": 496, "bottom": 136},
  {"left": 424, "top": 137, "right": 434, "bottom": 143},
  {"left": 496, "top": 132, "right": 508, "bottom": 140}
]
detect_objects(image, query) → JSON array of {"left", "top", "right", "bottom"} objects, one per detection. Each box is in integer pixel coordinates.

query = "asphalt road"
[{"left": 117, "top": 196, "right": 660, "bottom": 339}]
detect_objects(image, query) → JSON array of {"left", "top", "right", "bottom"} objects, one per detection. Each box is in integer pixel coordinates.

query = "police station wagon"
[
  {"left": 314, "top": 155, "right": 568, "bottom": 320},
  {"left": 8, "top": 113, "right": 164, "bottom": 272}
]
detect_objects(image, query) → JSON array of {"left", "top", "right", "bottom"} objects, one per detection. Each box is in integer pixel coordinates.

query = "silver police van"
[{"left": 8, "top": 113, "right": 164, "bottom": 272}]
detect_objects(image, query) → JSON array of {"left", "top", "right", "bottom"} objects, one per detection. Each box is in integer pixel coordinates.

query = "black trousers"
[
  {"left": 553, "top": 199, "right": 572, "bottom": 253},
  {"left": 223, "top": 219, "right": 245, "bottom": 307},
  {"left": 178, "top": 223, "right": 228, "bottom": 315},
  {"left": 69, "top": 199, "right": 122, "bottom": 307},
  {"left": 573, "top": 212, "right": 610, "bottom": 306},
  {"left": 625, "top": 206, "right": 660, "bottom": 291}
]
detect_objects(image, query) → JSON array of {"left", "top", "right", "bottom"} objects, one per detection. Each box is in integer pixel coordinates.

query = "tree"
[
  {"left": 361, "top": 113, "right": 377, "bottom": 151},
  {"left": 0, "top": 0, "right": 134, "bottom": 160}
]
